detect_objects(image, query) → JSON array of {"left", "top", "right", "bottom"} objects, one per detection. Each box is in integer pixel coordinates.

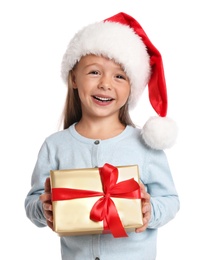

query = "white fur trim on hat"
[
  {"left": 61, "top": 21, "right": 151, "bottom": 109},
  {"left": 141, "top": 116, "right": 178, "bottom": 150}
]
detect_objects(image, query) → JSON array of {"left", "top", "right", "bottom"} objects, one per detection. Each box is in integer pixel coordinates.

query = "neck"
[{"left": 75, "top": 117, "right": 126, "bottom": 139}]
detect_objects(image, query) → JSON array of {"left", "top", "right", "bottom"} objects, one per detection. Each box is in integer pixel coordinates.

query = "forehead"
[{"left": 77, "top": 54, "right": 124, "bottom": 70}]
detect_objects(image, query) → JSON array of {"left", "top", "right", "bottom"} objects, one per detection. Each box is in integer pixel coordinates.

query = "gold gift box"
[{"left": 50, "top": 164, "right": 143, "bottom": 237}]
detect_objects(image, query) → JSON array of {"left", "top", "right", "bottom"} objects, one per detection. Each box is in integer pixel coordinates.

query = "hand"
[
  {"left": 135, "top": 182, "right": 151, "bottom": 233},
  {"left": 39, "top": 177, "right": 53, "bottom": 230}
]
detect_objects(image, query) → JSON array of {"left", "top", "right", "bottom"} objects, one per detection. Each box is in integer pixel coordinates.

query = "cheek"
[
  {"left": 78, "top": 92, "right": 88, "bottom": 104},
  {"left": 123, "top": 86, "right": 131, "bottom": 100},
  {"left": 119, "top": 87, "right": 131, "bottom": 106},
  {"left": 76, "top": 87, "right": 86, "bottom": 102}
]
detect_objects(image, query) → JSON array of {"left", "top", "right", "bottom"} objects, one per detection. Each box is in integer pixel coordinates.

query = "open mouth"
[{"left": 93, "top": 96, "right": 114, "bottom": 102}]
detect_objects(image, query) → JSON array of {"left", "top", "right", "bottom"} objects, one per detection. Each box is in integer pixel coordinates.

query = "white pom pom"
[{"left": 141, "top": 116, "right": 178, "bottom": 150}]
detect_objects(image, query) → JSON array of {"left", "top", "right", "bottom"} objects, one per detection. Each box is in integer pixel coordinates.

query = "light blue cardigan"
[{"left": 25, "top": 124, "right": 180, "bottom": 260}]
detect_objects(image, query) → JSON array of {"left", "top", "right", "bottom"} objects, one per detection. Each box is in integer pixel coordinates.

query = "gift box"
[{"left": 50, "top": 163, "right": 143, "bottom": 238}]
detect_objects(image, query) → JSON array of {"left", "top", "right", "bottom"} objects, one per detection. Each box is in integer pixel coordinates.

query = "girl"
[{"left": 25, "top": 12, "right": 179, "bottom": 260}]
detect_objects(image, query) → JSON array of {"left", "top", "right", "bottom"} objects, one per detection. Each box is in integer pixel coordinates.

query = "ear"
[{"left": 68, "top": 71, "right": 77, "bottom": 89}]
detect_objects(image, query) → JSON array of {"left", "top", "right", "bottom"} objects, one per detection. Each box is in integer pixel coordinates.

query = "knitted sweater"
[{"left": 25, "top": 124, "right": 180, "bottom": 260}]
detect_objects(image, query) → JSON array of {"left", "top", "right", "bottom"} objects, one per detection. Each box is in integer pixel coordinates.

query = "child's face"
[{"left": 71, "top": 54, "right": 131, "bottom": 120}]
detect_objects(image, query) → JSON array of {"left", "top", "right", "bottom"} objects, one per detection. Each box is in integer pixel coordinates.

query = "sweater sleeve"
[
  {"left": 24, "top": 141, "right": 54, "bottom": 227},
  {"left": 143, "top": 150, "right": 180, "bottom": 229}
]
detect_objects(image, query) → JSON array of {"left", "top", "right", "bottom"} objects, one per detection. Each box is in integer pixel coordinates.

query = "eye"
[
  {"left": 115, "top": 74, "right": 127, "bottom": 80},
  {"left": 89, "top": 70, "right": 100, "bottom": 75}
]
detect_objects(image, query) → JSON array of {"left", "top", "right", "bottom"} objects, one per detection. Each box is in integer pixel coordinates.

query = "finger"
[
  {"left": 42, "top": 201, "right": 53, "bottom": 223},
  {"left": 39, "top": 192, "right": 51, "bottom": 203},
  {"left": 135, "top": 222, "right": 148, "bottom": 233},
  {"left": 44, "top": 177, "right": 51, "bottom": 193},
  {"left": 142, "top": 191, "right": 150, "bottom": 201},
  {"left": 43, "top": 201, "right": 52, "bottom": 211},
  {"left": 143, "top": 206, "right": 151, "bottom": 223},
  {"left": 44, "top": 208, "right": 53, "bottom": 222},
  {"left": 46, "top": 219, "right": 54, "bottom": 230},
  {"left": 135, "top": 201, "right": 151, "bottom": 233},
  {"left": 142, "top": 203, "right": 151, "bottom": 214},
  {"left": 135, "top": 209, "right": 150, "bottom": 233},
  {"left": 139, "top": 183, "right": 150, "bottom": 200}
]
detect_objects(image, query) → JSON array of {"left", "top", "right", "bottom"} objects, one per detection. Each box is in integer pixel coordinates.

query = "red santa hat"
[{"left": 61, "top": 12, "right": 178, "bottom": 149}]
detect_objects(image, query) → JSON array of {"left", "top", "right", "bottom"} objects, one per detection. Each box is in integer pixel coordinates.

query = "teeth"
[{"left": 94, "top": 96, "right": 113, "bottom": 101}]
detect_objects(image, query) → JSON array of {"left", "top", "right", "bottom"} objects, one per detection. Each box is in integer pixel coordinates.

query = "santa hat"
[{"left": 61, "top": 12, "right": 178, "bottom": 150}]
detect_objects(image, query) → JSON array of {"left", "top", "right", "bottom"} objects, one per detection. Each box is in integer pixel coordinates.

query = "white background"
[{"left": 1, "top": 0, "right": 218, "bottom": 259}]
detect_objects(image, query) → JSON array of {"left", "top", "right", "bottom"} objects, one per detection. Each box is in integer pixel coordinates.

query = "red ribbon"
[{"left": 52, "top": 163, "right": 141, "bottom": 238}]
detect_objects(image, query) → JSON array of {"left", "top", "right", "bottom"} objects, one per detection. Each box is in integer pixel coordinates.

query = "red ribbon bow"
[{"left": 52, "top": 163, "right": 141, "bottom": 238}]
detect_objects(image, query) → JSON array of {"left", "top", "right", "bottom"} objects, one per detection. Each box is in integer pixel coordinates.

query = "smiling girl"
[{"left": 25, "top": 12, "right": 179, "bottom": 260}]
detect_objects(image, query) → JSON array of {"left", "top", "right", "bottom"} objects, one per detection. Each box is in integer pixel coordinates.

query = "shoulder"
[
  {"left": 36, "top": 127, "right": 73, "bottom": 159},
  {"left": 125, "top": 126, "right": 149, "bottom": 149},
  {"left": 128, "top": 126, "right": 166, "bottom": 151},
  {"left": 38, "top": 127, "right": 73, "bottom": 153},
  {"left": 126, "top": 126, "right": 168, "bottom": 163},
  {"left": 45, "top": 127, "right": 72, "bottom": 143},
  {"left": 124, "top": 125, "right": 142, "bottom": 141}
]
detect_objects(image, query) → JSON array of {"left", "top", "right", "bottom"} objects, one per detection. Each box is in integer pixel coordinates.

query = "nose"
[{"left": 98, "top": 75, "right": 111, "bottom": 90}]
